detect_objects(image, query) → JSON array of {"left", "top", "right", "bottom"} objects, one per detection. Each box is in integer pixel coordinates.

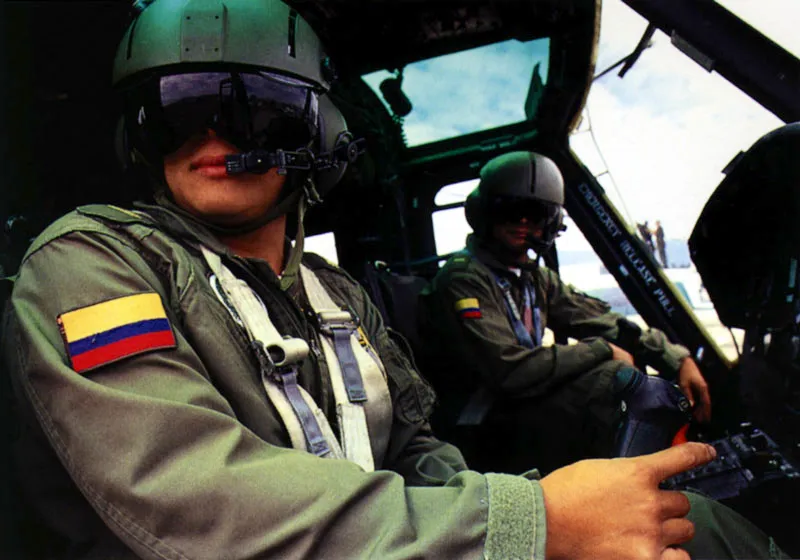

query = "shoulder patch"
[
  {"left": 443, "top": 251, "right": 473, "bottom": 272},
  {"left": 57, "top": 292, "right": 176, "bottom": 373},
  {"left": 455, "top": 297, "right": 482, "bottom": 319}
]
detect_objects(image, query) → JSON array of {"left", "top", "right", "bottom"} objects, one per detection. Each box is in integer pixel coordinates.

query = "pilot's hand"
[
  {"left": 677, "top": 358, "right": 711, "bottom": 423},
  {"left": 608, "top": 342, "right": 635, "bottom": 366},
  {"left": 540, "top": 442, "right": 716, "bottom": 560}
]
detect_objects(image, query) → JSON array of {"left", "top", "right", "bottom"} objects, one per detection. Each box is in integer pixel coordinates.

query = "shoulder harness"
[{"left": 201, "top": 247, "right": 392, "bottom": 471}]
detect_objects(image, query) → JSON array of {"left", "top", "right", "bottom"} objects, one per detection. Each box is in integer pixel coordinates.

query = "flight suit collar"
[
  {"left": 134, "top": 200, "right": 295, "bottom": 290},
  {"left": 135, "top": 199, "right": 231, "bottom": 255}
]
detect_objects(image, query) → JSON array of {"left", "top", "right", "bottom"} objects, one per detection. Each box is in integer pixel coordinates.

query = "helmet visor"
[{"left": 133, "top": 70, "right": 320, "bottom": 155}]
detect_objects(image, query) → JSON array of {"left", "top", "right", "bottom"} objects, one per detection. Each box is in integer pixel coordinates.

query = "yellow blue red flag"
[
  {"left": 57, "top": 292, "right": 176, "bottom": 373},
  {"left": 454, "top": 297, "right": 481, "bottom": 319}
]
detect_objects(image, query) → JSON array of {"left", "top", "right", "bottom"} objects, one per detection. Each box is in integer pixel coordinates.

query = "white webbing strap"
[
  {"left": 299, "top": 265, "right": 393, "bottom": 472},
  {"left": 201, "top": 247, "right": 343, "bottom": 460}
]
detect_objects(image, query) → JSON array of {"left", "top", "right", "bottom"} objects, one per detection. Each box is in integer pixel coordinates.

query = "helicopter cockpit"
[{"left": 1, "top": 0, "right": 800, "bottom": 555}]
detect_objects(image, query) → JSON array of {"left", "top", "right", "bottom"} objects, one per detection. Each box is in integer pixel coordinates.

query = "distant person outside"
[
  {"left": 654, "top": 220, "right": 668, "bottom": 268},
  {"left": 637, "top": 220, "right": 655, "bottom": 255}
]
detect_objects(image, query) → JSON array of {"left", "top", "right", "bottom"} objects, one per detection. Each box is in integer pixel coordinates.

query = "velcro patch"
[
  {"left": 58, "top": 293, "right": 176, "bottom": 373},
  {"left": 454, "top": 297, "right": 482, "bottom": 319}
]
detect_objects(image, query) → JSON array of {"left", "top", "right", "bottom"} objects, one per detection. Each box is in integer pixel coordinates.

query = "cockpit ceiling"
[{"left": 291, "top": 0, "right": 598, "bottom": 76}]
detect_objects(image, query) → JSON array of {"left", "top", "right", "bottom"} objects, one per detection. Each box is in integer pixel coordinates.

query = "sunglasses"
[{"left": 128, "top": 70, "right": 320, "bottom": 156}]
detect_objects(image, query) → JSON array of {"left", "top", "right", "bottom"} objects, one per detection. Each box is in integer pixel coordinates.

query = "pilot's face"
[
  {"left": 492, "top": 217, "right": 544, "bottom": 252},
  {"left": 163, "top": 130, "right": 285, "bottom": 226}
]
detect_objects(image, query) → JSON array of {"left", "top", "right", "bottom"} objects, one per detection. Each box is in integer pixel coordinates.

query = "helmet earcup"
[
  {"left": 314, "top": 94, "right": 353, "bottom": 196},
  {"left": 114, "top": 116, "right": 134, "bottom": 171},
  {"left": 114, "top": 111, "right": 167, "bottom": 194},
  {"left": 464, "top": 189, "right": 486, "bottom": 236}
]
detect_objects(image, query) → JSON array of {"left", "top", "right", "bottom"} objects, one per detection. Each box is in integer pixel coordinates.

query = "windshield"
[
  {"left": 565, "top": 1, "right": 799, "bottom": 358},
  {"left": 362, "top": 38, "right": 550, "bottom": 147}
]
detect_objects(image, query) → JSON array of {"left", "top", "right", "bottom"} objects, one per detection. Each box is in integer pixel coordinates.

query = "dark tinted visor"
[
  {"left": 489, "top": 197, "right": 561, "bottom": 226},
  {"left": 134, "top": 71, "right": 319, "bottom": 155}
]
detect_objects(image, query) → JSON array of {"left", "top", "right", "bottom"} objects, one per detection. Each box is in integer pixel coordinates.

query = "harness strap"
[
  {"left": 273, "top": 367, "right": 330, "bottom": 456},
  {"left": 529, "top": 281, "right": 543, "bottom": 346},
  {"left": 494, "top": 275, "right": 543, "bottom": 349},
  {"left": 317, "top": 310, "right": 367, "bottom": 402},
  {"left": 300, "top": 265, "right": 393, "bottom": 472},
  {"left": 201, "top": 246, "right": 343, "bottom": 460}
]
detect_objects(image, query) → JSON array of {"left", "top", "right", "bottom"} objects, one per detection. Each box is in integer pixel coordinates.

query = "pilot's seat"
[
  {"left": 361, "top": 262, "right": 429, "bottom": 357},
  {"left": 1, "top": 278, "right": 26, "bottom": 556},
  {"left": 360, "top": 261, "right": 506, "bottom": 472}
]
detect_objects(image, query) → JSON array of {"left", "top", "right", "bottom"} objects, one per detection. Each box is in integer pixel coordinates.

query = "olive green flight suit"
[
  {"left": 419, "top": 235, "right": 690, "bottom": 474},
  {"left": 3, "top": 207, "right": 787, "bottom": 559},
  {"left": 3, "top": 205, "right": 547, "bottom": 559}
]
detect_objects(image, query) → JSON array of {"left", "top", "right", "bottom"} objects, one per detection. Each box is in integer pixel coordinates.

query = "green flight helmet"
[
  {"left": 465, "top": 151, "right": 565, "bottom": 253},
  {"left": 112, "top": 0, "right": 359, "bottom": 235},
  {"left": 113, "top": 0, "right": 332, "bottom": 91}
]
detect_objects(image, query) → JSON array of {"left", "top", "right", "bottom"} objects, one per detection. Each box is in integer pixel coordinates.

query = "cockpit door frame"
[{"left": 552, "top": 147, "right": 734, "bottom": 390}]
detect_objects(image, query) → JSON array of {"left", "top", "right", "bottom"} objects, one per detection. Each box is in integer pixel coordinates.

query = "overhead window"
[{"left": 362, "top": 38, "right": 550, "bottom": 147}]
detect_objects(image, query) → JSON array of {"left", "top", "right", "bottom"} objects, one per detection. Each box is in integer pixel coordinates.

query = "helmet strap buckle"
[{"left": 303, "top": 176, "right": 323, "bottom": 206}]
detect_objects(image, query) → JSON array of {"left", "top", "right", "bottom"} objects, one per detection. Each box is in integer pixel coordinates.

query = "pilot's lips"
[{"left": 190, "top": 154, "right": 231, "bottom": 178}]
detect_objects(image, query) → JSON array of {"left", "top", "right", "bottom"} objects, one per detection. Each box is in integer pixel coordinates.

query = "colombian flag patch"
[
  {"left": 455, "top": 298, "right": 482, "bottom": 319},
  {"left": 57, "top": 293, "right": 176, "bottom": 373}
]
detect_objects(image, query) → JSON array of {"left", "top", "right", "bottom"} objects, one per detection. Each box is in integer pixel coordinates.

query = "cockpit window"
[
  {"left": 431, "top": 179, "right": 477, "bottom": 256},
  {"left": 433, "top": 178, "right": 478, "bottom": 207},
  {"left": 304, "top": 232, "right": 339, "bottom": 264},
  {"left": 362, "top": 38, "right": 550, "bottom": 147}
]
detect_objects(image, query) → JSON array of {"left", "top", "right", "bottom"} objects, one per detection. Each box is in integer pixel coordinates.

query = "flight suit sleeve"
[
  {"left": 7, "top": 229, "right": 547, "bottom": 559},
  {"left": 541, "top": 267, "right": 690, "bottom": 380},
  {"left": 428, "top": 268, "right": 615, "bottom": 399}
]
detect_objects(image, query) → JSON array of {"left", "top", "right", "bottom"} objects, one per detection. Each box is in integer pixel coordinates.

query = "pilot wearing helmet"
[
  {"left": 419, "top": 151, "right": 712, "bottom": 474},
  {"left": 1, "top": 2, "right": 785, "bottom": 559}
]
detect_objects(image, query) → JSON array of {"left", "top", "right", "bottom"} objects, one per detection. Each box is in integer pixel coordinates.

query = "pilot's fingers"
[
  {"left": 678, "top": 378, "right": 695, "bottom": 409},
  {"left": 658, "top": 490, "right": 691, "bottom": 519},
  {"left": 638, "top": 442, "right": 716, "bottom": 482},
  {"left": 609, "top": 342, "right": 635, "bottom": 365},
  {"left": 661, "top": 518, "right": 695, "bottom": 547},
  {"left": 693, "top": 383, "right": 712, "bottom": 423},
  {"left": 661, "top": 546, "right": 691, "bottom": 560}
]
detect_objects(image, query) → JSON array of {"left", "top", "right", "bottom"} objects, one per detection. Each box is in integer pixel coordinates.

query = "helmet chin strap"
[
  {"left": 280, "top": 194, "right": 309, "bottom": 291},
  {"left": 151, "top": 172, "right": 313, "bottom": 237},
  {"left": 152, "top": 174, "right": 317, "bottom": 291}
]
